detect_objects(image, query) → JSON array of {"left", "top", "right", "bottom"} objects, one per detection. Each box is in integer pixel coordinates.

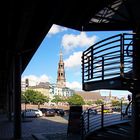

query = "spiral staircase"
[
  {"left": 82, "top": 33, "right": 140, "bottom": 92},
  {"left": 81, "top": 33, "right": 140, "bottom": 140}
]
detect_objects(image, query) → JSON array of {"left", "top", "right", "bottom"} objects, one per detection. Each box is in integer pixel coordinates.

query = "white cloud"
[
  {"left": 61, "top": 32, "right": 98, "bottom": 51},
  {"left": 48, "top": 24, "right": 67, "bottom": 36},
  {"left": 64, "top": 51, "right": 82, "bottom": 68},
  {"left": 22, "top": 74, "right": 50, "bottom": 86},
  {"left": 66, "top": 81, "right": 82, "bottom": 90}
]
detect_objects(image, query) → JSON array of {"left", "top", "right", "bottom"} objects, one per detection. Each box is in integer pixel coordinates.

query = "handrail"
[
  {"left": 82, "top": 33, "right": 135, "bottom": 85},
  {"left": 80, "top": 102, "right": 132, "bottom": 139},
  {"left": 123, "top": 100, "right": 132, "bottom": 117},
  {"left": 83, "top": 34, "right": 122, "bottom": 54}
]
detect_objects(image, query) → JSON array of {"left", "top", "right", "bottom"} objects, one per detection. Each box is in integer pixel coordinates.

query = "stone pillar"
[
  {"left": 132, "top": 92, "right": 139, "bottom": 140},
  {"left": 132, "top": 30, "right": 140, "bottom": 140},
  {"left": 14, "top": 54, "right": 22, "bottom": 139}
]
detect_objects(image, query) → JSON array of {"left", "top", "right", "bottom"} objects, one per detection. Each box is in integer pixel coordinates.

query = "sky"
[{"left": 22, "top": 24, "right": 132, "bottom": 98}]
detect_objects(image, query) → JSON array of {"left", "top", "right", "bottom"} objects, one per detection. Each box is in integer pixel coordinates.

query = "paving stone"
[{"left": 33, "top": 133, "right": 81, "bottom": 140}]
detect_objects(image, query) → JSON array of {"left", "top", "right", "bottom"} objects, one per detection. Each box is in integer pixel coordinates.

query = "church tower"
[{"left": 56, "top": 49, "right": 66, "bottom": 88}]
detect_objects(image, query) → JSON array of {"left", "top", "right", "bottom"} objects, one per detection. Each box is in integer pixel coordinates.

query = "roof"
[
  {"left": 76, "top": 91, "right": 102, "bottom": 101},
  {"left": 30, "top": 82, "right": 51, "bottom": 89}
]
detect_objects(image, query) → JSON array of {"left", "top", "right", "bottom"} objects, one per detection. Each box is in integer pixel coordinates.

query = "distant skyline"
[{"left": 22, "top": 24, "right": 132, "bottom": 98}]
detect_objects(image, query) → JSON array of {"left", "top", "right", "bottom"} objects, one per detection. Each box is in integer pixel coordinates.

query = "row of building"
[
  {"left": 21, "top": 80, "right": 122, "bottom": 104},
  {"left": 22, "top": 81, "right": 74, "bottom": 99}
]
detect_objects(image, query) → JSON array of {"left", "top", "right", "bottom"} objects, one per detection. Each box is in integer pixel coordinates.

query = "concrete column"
[
  {"left": 132, "top": 92, "right": 139, "bottom": 140},
  {"left": 132, "top": 30, "right": 140, "bottom": 140},
  {"left": 14, "top": 54, "right": 22, "bottom": 139},
  {"left": 8, "top": 88, "right": 11, "bottom": 121}
]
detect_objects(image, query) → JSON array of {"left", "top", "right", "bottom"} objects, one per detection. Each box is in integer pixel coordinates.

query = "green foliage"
[
  {"left": 67, "top": 93, "right": 85, "bottom": 105},
  {"left": 111, "top": 100, "right": 121, "bottom": 106},
  {"left": 95, "top": 99, "right": 104, "bottom": 105},
  {"left": 51, "top": 95, "right": 63, "bottom": 104},
  {"left": 85, "top": 101, "right": 94, "bottom": 105},
  {"left": 21, "top": 89, "right": 49, "bottom": 105}
]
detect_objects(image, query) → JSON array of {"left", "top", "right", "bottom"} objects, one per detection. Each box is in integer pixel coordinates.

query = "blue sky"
[{"left": 22, "top": 24, "right": 131, "bottom": 98}]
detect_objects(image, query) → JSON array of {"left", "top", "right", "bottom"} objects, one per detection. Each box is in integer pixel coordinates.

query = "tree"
[
  {"left": 85, "top": 101, "right": 94, "bottom": 105},
  {"left": 67, "top": 93, "right": 85, "bottom": 105},
  {"left": 51, "top": 95, "right": 63, "bottom": 104},
  {"left": 21, "top": 89, "right": 49, "bottom": 108},
  {"left": 111, "top": 100, "right": 121, "bottom": 107},
  {"left": 95, "top": 99, "right": 104, "bottom": 105},
  {"left": 34, "top": 91, "right": 49, "bottom": 103}
]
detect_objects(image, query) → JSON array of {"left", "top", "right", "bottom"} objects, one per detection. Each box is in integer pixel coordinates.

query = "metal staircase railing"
[
  {"left": 82, "top": 33, "right": 135, "bottom": 91},
  {"left": 80, "top": 102, "right": 132, "bottom": 140}
]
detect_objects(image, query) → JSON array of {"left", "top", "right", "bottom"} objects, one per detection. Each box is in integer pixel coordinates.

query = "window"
[{"left": 59, "top": 64, "right": 63, "bottom": 68}]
